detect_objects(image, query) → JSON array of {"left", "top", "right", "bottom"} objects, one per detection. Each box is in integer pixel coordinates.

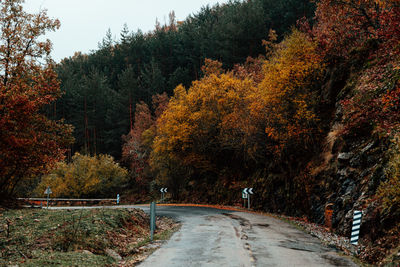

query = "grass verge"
[{"left": 0, "top": 207, "right": 180, "bottom": 266}]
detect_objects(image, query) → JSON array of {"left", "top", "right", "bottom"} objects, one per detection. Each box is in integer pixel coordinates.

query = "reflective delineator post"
[
  {"left": 351, "top": 210, "right": 363, "bottom": 245},
  {"left": 150, "top": 202, "right": 156, "bottom": 241},
  {"left": 116, "top": 194, "right": 120, "bottom": 205}
]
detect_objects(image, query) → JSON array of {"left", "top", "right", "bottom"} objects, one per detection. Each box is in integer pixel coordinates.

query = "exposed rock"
[
  {"left": 344, "top": 182, "right": 355, "bottom": 196},
  {"left": 338, "top": 152, "right": 353, "bottom": 161},
  {"left": 361, "top": 141, "right": 375, "bottom": 154},
  {"left": 105, "top": 248, "right": 122, "bottom": 261},
  {"left": 349, "top": 154, "right": 361, "bottom": 167},
  {"left": 82, "top": 250, "right": 93, "bottom": 255},
  {"left": 337, "top": 169, "right": 347, "bottom": 177}
]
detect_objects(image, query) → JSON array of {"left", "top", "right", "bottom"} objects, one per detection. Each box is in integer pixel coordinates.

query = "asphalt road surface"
[
  {"left": 137, "top": 205, "right": 357, "bottom": 267},
  {"left": 50, "top": 205, "right": 357, "bottom": 266}
]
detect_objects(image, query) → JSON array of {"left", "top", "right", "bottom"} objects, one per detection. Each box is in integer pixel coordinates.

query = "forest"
[{"left": 1, "top": 0, "right": 400, "bottom": 264}]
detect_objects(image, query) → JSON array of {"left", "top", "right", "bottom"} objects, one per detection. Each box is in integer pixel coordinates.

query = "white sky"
[{"left": 23, "top": 0, "right": 229, "bottom": 62}]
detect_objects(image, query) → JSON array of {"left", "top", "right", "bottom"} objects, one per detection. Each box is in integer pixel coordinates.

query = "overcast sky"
[{"left": 23, "top": 0, "right": 229, "bottom": 62}]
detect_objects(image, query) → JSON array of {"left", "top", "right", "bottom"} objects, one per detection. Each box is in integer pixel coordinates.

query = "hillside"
[{"left": 52, "top": 0, "right": 315, "bottom": 158}]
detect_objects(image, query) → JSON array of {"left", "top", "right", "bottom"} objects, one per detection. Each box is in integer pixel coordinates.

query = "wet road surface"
[{"left": 137, "top": 205, "right": 358, "bottom": 267}]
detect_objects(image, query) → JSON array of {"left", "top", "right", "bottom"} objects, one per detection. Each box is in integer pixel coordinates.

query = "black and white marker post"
[
  {"left": 160, "top": 188, "right": 167, "bottom": 203},
  {"left": 351, "top": 210, "right": 363, "bottom": 245},
  {"left": 242, "top": 188, "right": 254, "bottom": 209}
]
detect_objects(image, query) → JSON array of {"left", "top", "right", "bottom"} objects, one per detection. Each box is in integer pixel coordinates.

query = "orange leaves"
[
  {"left": 250, "top": 30, "right": 325, "bottom": 155},
  {"left": 151, "top": 30, "right": 326, "bottom": 187},
  {"left": 151, "top": 62, "right": 256, "bottom": 177},
  {"left": 201, "top": 58, "right": 223, "bottom": 76}
]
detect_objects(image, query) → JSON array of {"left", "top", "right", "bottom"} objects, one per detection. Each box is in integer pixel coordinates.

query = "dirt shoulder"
[{"left": 0, "top": 208, "right": 180, "bottom": 266}]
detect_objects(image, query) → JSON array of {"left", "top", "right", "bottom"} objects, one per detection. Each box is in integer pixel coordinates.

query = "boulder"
[{"left": 105, "top": 248, "right": 122, "bottom": 261}]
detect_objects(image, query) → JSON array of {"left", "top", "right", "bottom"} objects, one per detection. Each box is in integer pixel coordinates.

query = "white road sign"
[
  {"left": 44, "top": 187, "right": 52, "bottom": 195},
  {"left": 243, "top": 188, "right": 254, "bottom": 195}
]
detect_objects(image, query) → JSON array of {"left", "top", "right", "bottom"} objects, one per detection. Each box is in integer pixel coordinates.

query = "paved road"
[
  {"left": 137, "top": 206, "right": 357, "bottom": 267},
  {"left": 50, "top": 205, "right": 357, "bottom": 266}
]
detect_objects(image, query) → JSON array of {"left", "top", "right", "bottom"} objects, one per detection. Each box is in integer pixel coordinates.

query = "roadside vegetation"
[
  {"left": 34, "top": 153, "right": 128, "bottom": 198},
  {"left": 0, "top": 208, "right": 179, "bottom": 266}
]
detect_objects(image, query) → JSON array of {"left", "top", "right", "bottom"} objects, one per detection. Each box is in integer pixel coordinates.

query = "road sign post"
[
  {"left": 242, "top": 188, "right": 254, "bottom": 210},
  {"left": 242, "top": 191, "right": 248, "bottom": 208},
  {"left": 150, "top": 202, "right": 156, "bottom": 241},
  {"left": 160, "top": 188, "right": 168, "bottom": 203},
  {"left": 44, "top": 186, "right": 52, "bottom": 209}
]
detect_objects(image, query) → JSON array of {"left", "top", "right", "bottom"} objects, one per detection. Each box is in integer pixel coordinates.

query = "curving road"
[
  {"left": 137, "top": 205, "right": 357, "bottom": 267},
  {"left": 49, "top": 204, "right": 357, "bottom": 266}
]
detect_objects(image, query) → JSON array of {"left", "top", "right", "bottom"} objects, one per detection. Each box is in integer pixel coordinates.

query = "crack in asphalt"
[{"left": 222, "top": 213, "right": 257, "bottom": 266}]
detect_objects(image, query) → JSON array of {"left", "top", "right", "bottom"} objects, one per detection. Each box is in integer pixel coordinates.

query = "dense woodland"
[
  {"left": 1, "top": 0, "right": 400, "bottom": 264},
  {"left": 52, "top": 0, "right": 315, "bottom": 158}
]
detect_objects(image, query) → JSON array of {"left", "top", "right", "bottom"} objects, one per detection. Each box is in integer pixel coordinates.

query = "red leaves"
[
  {"left": 312, "top": 0, "right": 400, "bottom": 137},
  {"left": 313, "top": 0, "right": 400, "bottom": 60},
  {"left": 0, "top": 0, "right": 72, "bottom": 198},
  {"left": 121, "top": 93, "right": 169, "bottom": 185}
]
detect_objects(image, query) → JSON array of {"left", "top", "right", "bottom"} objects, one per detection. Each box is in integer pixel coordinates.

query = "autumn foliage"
[
  {"left": 147, "top": 30, "right": 325, "bottom": 201},
  {"left": 35, "top": 153, "right": 128, "bottom": 198},
  {"left": 313, "top": 0, "right": 400, "bottom": 59},
  {"left": 0, "top": 0, "right": 73, "bottom": 200},
  {"left": 314, "top": 0, "right": 400, "bottom": 136},
  {"left": 251, "top": 30, "right": 325, "bottom": 156},
  {"left": 121, "top": 93, "right": 168, "bottom": 188},
  {"left": 116, "top": 2, "right": 400, "bottom": 233}
]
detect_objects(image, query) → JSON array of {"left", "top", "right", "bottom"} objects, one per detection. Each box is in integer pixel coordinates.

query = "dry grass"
[{"left": 0, "top": 208, "right": 179, "bottom": 266}]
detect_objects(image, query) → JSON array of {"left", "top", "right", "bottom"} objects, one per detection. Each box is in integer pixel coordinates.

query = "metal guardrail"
[
  {"left": 17, "top": 198, "right": 116, "bottom": 201},
  {"left": 17, "top": 197, "right": 119, "bottom": 208}
]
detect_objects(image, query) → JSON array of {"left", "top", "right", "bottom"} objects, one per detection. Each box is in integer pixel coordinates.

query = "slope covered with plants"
[{"left": 52, "top": 0, "right": 316, "bottom": 158}]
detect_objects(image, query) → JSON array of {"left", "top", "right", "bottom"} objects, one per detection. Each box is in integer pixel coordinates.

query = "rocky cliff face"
[
  {"left": 309, "top": 61, "right": 399, "bottom": 264},
  {"left": 311, "top": 128, "right": 388, "bottom": 236}
]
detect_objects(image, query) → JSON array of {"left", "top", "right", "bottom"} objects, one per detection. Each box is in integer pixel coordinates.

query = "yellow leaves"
[
  {"left": 151, "top": 29, "right": 326, "bottom": 185},
  {"left": 151, "top": 66, "right": 256, "bottom": 172},
  {"left": 260, "top": 30, "right": 322, "bottom": 99},
  {"left": 250, "top": 29, "right": 325, "bottom": 154},
  {"left": 35, "top": 153, "right": 128, "bottom": 198}
]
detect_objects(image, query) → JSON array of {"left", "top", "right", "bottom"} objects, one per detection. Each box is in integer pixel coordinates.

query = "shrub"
[{"left": 35, "top": 153, "right": 128, "bottom": 198}]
